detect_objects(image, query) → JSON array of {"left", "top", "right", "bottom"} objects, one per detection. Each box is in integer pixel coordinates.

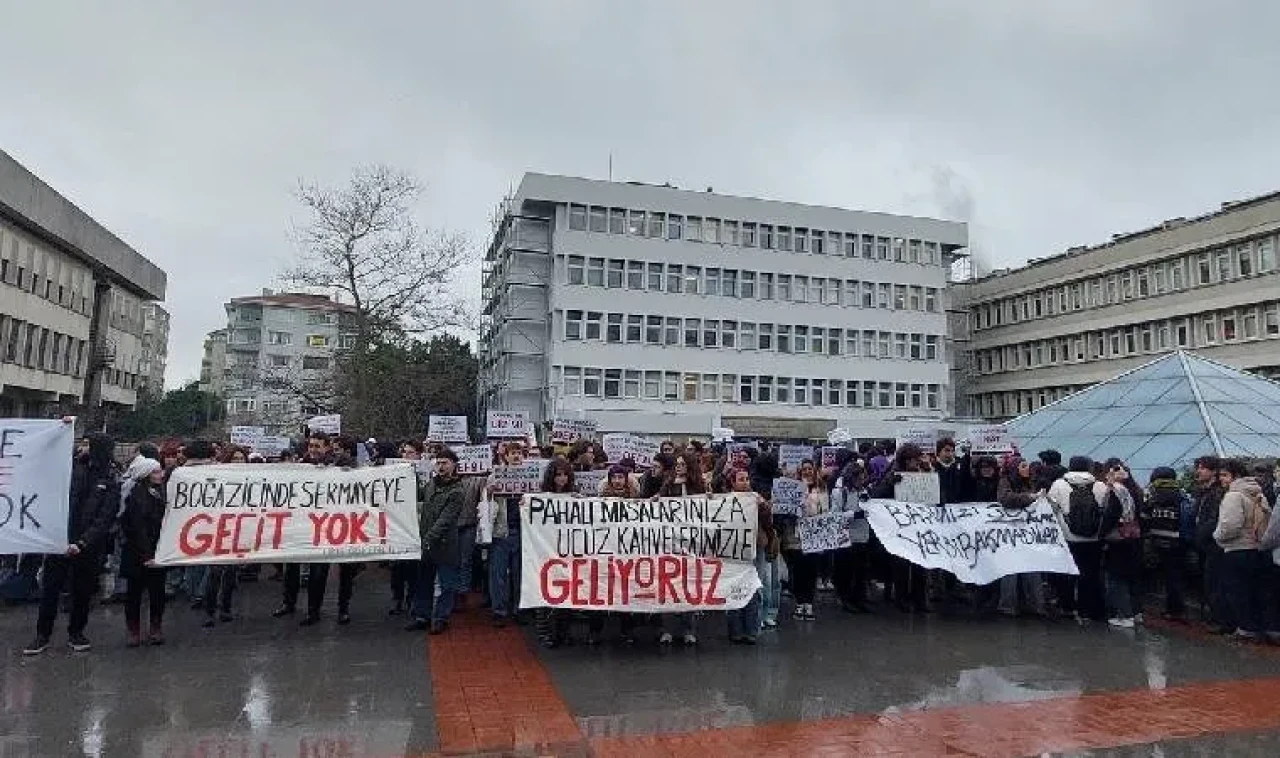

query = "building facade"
[
  {"left": 139, "top": 302, "right": 170, "bottom": 395},
  {"left": 953, "top": 191, "right": 1280, "bottom": 422},
  {"left": 220, "top": 290, "right": 356, "bottom": 434},
  {"left": 199, "top": 328, "right": 226, "bottom": 397},
  {"left": 0, "top": 149, "right": 166, "bottom": 420},
  {"left": 479, "top": 174, "right": 968, "bottom": 440}
]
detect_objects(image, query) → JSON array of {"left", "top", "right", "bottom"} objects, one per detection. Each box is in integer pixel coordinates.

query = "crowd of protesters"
[{"left": 4, "top": 423, "right": 1278, "bottom": 656}]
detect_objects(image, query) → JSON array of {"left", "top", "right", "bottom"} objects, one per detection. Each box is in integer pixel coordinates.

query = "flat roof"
[{"left": 0, "top": 149, "right": 166, "bottom": 300}]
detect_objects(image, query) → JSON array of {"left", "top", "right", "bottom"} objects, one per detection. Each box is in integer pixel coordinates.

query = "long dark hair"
[
  {"left": 663, "top": 452, "right": 707, "bottom": 495},
  {"left": 1104, "top": 457, "right": 1145, "bottom": 505},
  {"left": 540, "top": 458, "right": 576, "bottom": 494}
]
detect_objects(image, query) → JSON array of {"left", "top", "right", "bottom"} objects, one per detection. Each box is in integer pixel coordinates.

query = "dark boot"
[
  {"left": 148, "top": 618, "right": 165, "bottom": 645},
  {"left": 126, "top": 620, "right": 141, "bottom": 648}
]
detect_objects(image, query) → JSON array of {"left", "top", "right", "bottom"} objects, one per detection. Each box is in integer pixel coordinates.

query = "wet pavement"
[{"left": 3, "top": 572, "right": 1280, "bottom": 756}]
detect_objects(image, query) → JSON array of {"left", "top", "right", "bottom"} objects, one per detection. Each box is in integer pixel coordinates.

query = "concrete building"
[
  {"left": 220, "top": 290, "right": 356, "bottom": 434},
  {"left": 199, "top": 328, "right": 227, "bottom": 397},
  {"left": 139, "top": 302, "right": 170, "bottom": 395},
  {"left": 953, "top": 191, "right": 1280, "bottom": 422},
  {"left": 0, "top": 149, "right": 166, "bottom": 421},
  {"left": 479, "top": 173, "right": 968, "bottom": 441}
]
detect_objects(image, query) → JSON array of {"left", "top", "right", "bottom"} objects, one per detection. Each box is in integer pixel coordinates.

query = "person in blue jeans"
[
  {"left": 406, "top": 449, "right": 464, "bottom": 635},
  {"left": 487, "top": 443, "right": 528, "bottom": 628},
  {"left": 726, "top": 468, "right": 769, "bottom": 644}
]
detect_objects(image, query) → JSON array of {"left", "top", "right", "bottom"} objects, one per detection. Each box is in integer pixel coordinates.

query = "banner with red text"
[
  {"left": 519, "top": 493, "right": 761, "bottom": 613},
  {"left": 153, "top": 463, "right": 420, "bottom": 565}
]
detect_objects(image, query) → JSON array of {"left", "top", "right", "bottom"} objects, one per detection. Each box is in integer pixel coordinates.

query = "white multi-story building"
[
  {"left": 139, "top": 302, "right": 170, "bottom": 395},
  {"left": 221, "top": 290, "right": 356, "bottom": 434},
  {"left": 479, "top": 174, "right": 968, "bottom": 441},
  {"left": 953, "top": 190, "right": 1280, "bottom": 422},
  {"left": 0, "top": 149, "right": 166, "bottom": 421}
]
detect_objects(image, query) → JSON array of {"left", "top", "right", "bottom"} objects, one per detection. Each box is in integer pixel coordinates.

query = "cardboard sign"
[
  {"left": 827, "top": 428, "right": 853, "bottom": 445},
  {"left": 253, "top": 435, "right": 292, "bottom": 458},
  {"left": 153, "top": 463, "right": 420, "bottom": 564},
  {"left": 897, "top": 427, "right": 937, "bottom": 451},
  {"left": 777, "top": 445, "right": 812, "bottom": 473},
  {"left": 519, "top": 493, "right": 762, "bottom": 612},
  {"left": 894, "top": 472, "right": 942, "bottom": 506},
  {"left": 862, "top": 497, "right": 1079, "bottom": 584},
  {"left": 551, "top": 418, "right": 597, "bottom": 445},
  {"left": 820, "top": 446, "right": 841, "bottom": 470},
  {"left": 229, "top": 425, "right": 265, "bottom": 448},
  {"left": 452, "top": 444, "right": 493, "bottom": 476},
  {"left": 573, "top": 469, "right": 608, "bottom": 497},
  {"left": 307, "top": 414, "right": 342, "bottom": 435},
  {"left": 488, "top": 460, "right": 547, "bottom": 495},
  {"left": 486, "top": 411, "right": 529, "bottom": 439},
  {"left": 602, "top": 433, "right": 632, "bottom": 463},
  {"left": 770, "top": 478, "right": 806, "bottom": 518},
  {"left": 711, "top": 427, "right": 735, "bottom": 442},
  {"left": 0, "top": 419, "right": 73, "bottom": 554},
  {"left": 630, "top": 437, "right": 660, "bottom": 469},
  {"left": 968, "top": 425, "right": 1013, "bottom": 454},
  {"left": 798, "top": 511, "right": 856, "bottom": 554},
  {"left": 427, "top": 415, "right": 469, "bottom": 444}
]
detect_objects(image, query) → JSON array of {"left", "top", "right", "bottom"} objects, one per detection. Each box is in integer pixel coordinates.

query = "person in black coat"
[
  {"left": 120, "top": 458, "right": 168, "bottom": 646},
  {"left": 25, "top": 429, "right": 119, "bottom": 656}
]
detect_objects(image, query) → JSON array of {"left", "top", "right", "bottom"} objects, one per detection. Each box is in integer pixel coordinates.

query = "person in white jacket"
[{"left": 1045, "top": 456, "right": 1108, "bottom": 622}]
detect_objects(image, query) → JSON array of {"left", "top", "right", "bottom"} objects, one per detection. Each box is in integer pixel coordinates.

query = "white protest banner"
[
  {"left": 799, "top": 511, "right": 855, "bottom": 554},
  {"left": 0, "top": 420, "right": 73, "bottom": 554},
  {"left": 488, "top": 460, "right": 547, "bottom": 495},
  {"left": 820, "top": 446, "right": 841, "bottom": 470},
  {"left": 551, "top": 418, "right": 597, "bottom": 445},
  {"left": 153, "top": 463, "right": 420, "bottom": 565},
  {"left": 385, "top": 458, "right": 433, "bottom": 478},
  {"left": 602, "top": 433, "right": 632, "bottom": 463},
  {"left": 427, "top": 415, "right": 469, "bottom": 444},
  {"left": 519, "top": 493, "right": 761, "bottom": 612},
  {"left": 449, "top": 444, "right": 492, "bottom": 476},
  {"left": 307, "top": 414, "right": 342, "bottom": 435},
  {"left": 631, "top": 437, "right": 660, "bottom": 469},
  {"left": 777, "top": 445, "right": 812, "bottom": 473},
  {"left": 574, "top": 469, "right": 608, "bottom": 496},
  {"left": 486, "top": 411, "right": 529, "bottom": 439},
  {"left": 895, "top": 472, "right": 942, "bottom": 506},
  {"left": 253, "top": 435, "right": 292, "bottom": 458},
  {"left": 968, "top": 424, "right": 1013, "bottom": 454},
  {"left": 862, "top": 497, "right": 1079, "bottom": 584},
  {"left": 711, "top": 427, "right": 735, "bottom": 442},
  {"left": 770, "top": 478, "right": 805, "bottom": 517},
  {"left": 229, "top": 425, "right": 265, "bottom": 448},
  {"left": 897, "top": 427, "right": 937, "bottom": 451},
  {"left": 827, "top": 428, "right": 853, "bottom": 445}
]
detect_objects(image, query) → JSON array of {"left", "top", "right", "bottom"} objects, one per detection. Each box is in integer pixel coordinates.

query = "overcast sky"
[{"left": 3, "top": 1, "right": 1279, "bottom": 388}]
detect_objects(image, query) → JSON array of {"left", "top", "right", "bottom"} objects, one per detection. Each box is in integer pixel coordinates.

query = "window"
[
  {"left": 565, "top": 310, "right": 583, "bottom": 340},
  {"left": 587, "top": 257, "right": 604, "bottom": 286},
  {"left": 878, "top": 382, "right": 892, "bottom": 407},
  {"left": 807, "top": 277, "right": 821, "bottom": 304},
  {"left": 1202, "top": 315, "right": 1217, "bottom": 344},
  {"left": 844, "top": 233, "right": 857, "bottom": 257},
  {"left": 685, "top": 266, "right": 701, "bottom": 295},
  {"left": 829, "top": 379, "right": 842, "bottom": 406},
  {"left": 776, "top": 377, "right": 791, "bottom": 404},
  {"left": 740, "top": 322, "right": 756, "bottom": 350},
  {"left": 759, "top": 273, "right": 774, "bottom": 300},
  {"left": 665, "top": 317, "right": 680, "bottom": 345},
  {"left": 626, "top": 314, "right": 642, "bottom": 342},
  {"left": 1197, "top": 254, "right": 1211, "bottom": 284},
  {"left": 702, "top": 373, "right": 719, "bottom": 401},
  {"left": 608, "top": 208, "right": 625, "bottom": 234},
  {"left": 810, "top": 327, "right": 825, "bottom": 355},
  {"left": 720, "top": 374, "right": 736, "bottom": 402},
  {"left": 306, "top": 335, "right": 329, "bottom": 348},
  {"left": 703, "top": 218, "right": 720, "bottom": 244},
  {"left": 648, "top": 212, "right": 665, "bottom": 238},
  {"left": 827, "top": 328, "right": 841, "bottom": 355},
  {"left": 605, "top": 369, "right": 622, "bottom": 398},
  {"left": 607, "top": 259, "right": 624, "bottom": 288},
  {"left": 878, "top": 331, "right": 891, "bottom": 358},
  {"left": 1215, "top": 249, "right": 1232, "bottom": 281},
  {"left": 302, "top": 356, "right": 329, "bottom": 370},
  {"left": 664, "top": 371, "right": 679, "bottom": 400},
  {"left": 793, "top": 275, "right": 808, "bottom": 303},
  {"left": 924, "top": 241, "right": 939, "bottom": 265},
  {"left": 568, "top": 204, "right": 587, "bottom": 230},
  {"left": 686, "top": 216, "right": 702, "bottom": 241},
  {"left": 645, "top": 315, "right": 662, "bottom": 344},
  {"left": 586, "top": 312, "right": 602, "bottom": 340},
  {"left": 845, "top": 380, "right": 860, "bottom": 407},
  {"left": 643, "top": 370, "right": 660, "bottom": 399},
  {"left": 739, "top": 375, "right": 755, "bottom": 403},
  {"left": 627, "top": 210, "right": 646, "bottom": 236},
  {"left": 1237, "top": 244, "right": 1253, "bottom": 277},
  {"left": 722, "top": 320, "right": 737, "bottom": 349},
  {"left": 862, "top": 330, "right": 875, "bottom": 356},
  {"left": 705, "top": 268, "right": 721, "bottom": 296},
  {"left": 845, "top": 279, "right": 859, "bottom": 307},
  {"left": 667, "top": 264, "right": 683, "bottom": 293},
  {"left": 776, "top": 227, "right": 792, "bottom": 251},
  {"left": 759, "top": 224, "right": 773, "bottom": 249},
  {"left": 927, "top": 384, "right": 940, "bottom": 410},
  {"left": 584, "top": 368, "right": 602, "bottom": 396},
  {"left": 624, "top": 370, "right": 641, "bottom": 398},
  {"left": 1223, "top": 313, "right": 1238, "bottom": 341},
  {"left": 894, "top": 332, "right": 907, "bottom": 359},
  {"left": 908, "top": 239, "right": 921, "bottom": 263},
  {"left": 877, "top": 283, "right": 891, "bottom": 309},
  {"left": 794, "top": 378, "right": 808, "bottom": 405},
  {"left": 845, "top": 330, "right": 859, "bottom": 356},
  {"left": 812, "top": 378, "right": 825, "bottom": 406},
  {"left": 862, "top": 283, "right": 874, "bottom": 308},
  {"left": 1152, "top": 267, "right": 1165, "bottom": 295},
  {"left": 1176, "top": 320, "right": 1190, "bottom": 347},
  {"left": 627, "top": 261, "right": 644, "bottom": 289},
  {"left": 794, "top": 326, "right": 808, "bottom": 353},
  {"left": 704, "top": 319, "right": 719, "bottom": 348},
  {"left": 1120, "top": 272, "right": 1133, "bottom": 300},
  {"left": 777, "top": 274, "right": 791, "bottom": 301},
  {"left": 756, "top": 375, "right": 773, "bottom": 402},
  {"left": 894, "top": 285, "right": 907, "bottom": 310},
  {"left": 667, "top": 214, "right": 683, "bottom": 240},
  {"left": 742, "top": 222, "right": 757, "bottom": 247},
  {"left": 722, "top": 269, "right": 737, "bottom": 298},
  {"left": 267, "top": 331, "right": 291, "bottom": 345},
  {"left": 725, "top": 220, "right": 739, "bottom": 245},
  {"left": 910, "top": 333, "right": 922, "bottom": 360},
  {"left": 926, "top": 335, "right": 939, "bottom": 360},
  {"left": 895, "top": 382, "right": 908, "bottom": 407},
  {"left": 759, "top": 323, "right": 774, "bottom": 351},
  {"left": 1259, "top": 237, "right": 1276, "bottom": 273},
  {"left": 909, "top": 286, "right": 922, "bottom": 311},
  {"left": 794, "top": 228, "right": 808, "bottom": 253},
  {"left": 1171, "top": 260, "right": 1185, "bottom": 290},
  {"left": 741, "top": 271, "right": 756, "bottom": 299},
  {"left": 647, "top": 262, "right": 663, "bottom": 291},
  {"left": 1243, "top": 310, "right": 1258, "bottom": 339},
  {"left": 567, "top": 255, "right": 585, "bottom": 284},
  {"left": 1137, "top": 269, "right": 1149, "bottom": 297},
  {"left": 589, "top": 206, "right": 607, "bottom": 232},
  {"left": 684, "top": 318, "right": 701, "bottom": 347},
  {"left": 777, "top": 325, "right": 792, "bottom": 353},
  {"left": 910, "top": 383, "right": 923, "bottom": 408},
  {"left": 1265, "top": 304, "right": 1279, "bottom": 336},
  {"left": 606, "top": 313, "right": 623, "bottom": 343}
]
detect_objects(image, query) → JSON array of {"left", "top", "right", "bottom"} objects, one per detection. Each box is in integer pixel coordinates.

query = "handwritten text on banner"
[{"left": 0, "top": 419, "right": 73, "bottom": 554}]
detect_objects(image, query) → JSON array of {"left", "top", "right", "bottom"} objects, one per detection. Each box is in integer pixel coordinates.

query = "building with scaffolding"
[{"left": 478, "top": 173, "right": 968, "bottom": 440}]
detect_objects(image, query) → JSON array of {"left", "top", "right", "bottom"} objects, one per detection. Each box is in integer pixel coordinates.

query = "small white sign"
[
  {"left": 307, "top": 414, "right": 342, "bottom": 435},
  {"left": 827, "top": 428, "right": 853, "bottom": 445},
  {"left": 897, "top": 427, "right": 938, "bottom": 451},
  {"left": 894, "top": 472, "right": 942, "bottom": 506},
  {"left": 777, "top": 445, "right": 812, "bottom": 473},
  {"left": 486, "top": 411, "right": 529, "bottom": 439},
  {"left": 488, "top": 460, "right": 548, "bottom": 494},
  {"left": 451, "top": 444, "right": 493, "bottom": 476},
  {"left": 427, "top": 415, "right": 469, "bottom": 444},
  {"left": 230, "top": 425, "right": 265, "bottom": 448},
  {"left": 968, "top": 425, "right": 1013, "bottom": 454},
  {"left": 550, "top": 418, "right": 597, "bottom": 445},
  {"left": 253, "top": 435, "right": 292, "bottom": 457}
]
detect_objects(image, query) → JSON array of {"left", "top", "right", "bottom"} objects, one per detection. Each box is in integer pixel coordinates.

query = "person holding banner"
[
  {"left": 487, "top": 443, "right": 528, "bottom": 628},
  {"left": 726, "top": 468, "right": 768, "bottom": 644},
  {"left": 120, "top": 458, "right": 170, "bottom": 646},
  {"left": 785, "top": 460, "right": 829, "bottom": 621},
  {"left": 25, "top": 432, "right": 119, "bottom": 656},
  {"left": 656, "top": 453, "right": 707, "bottom": 645},
  {"left": 535, "top": 459, "right": 585, "bottom": 647},
  {"left": 995, "top": 457, "right": 1047, "bottom": 617},
  {"left": 870, "top": 444, "right": 931, "bottom": 615},
  {"left": 830, "top": 459, "right": 872, "bottom": 615},
  {"left": 750, "top": 452, "right": 783, "bottom": 629},
  {"left": 407, "top": 448, "right": 464, "bottom": 634}
]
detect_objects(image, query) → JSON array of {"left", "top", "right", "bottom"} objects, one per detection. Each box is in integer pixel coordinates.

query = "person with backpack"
[
  {"left": 1046, "top": 455, "right": 1107, "bottom": 622},
  {"left": 1098, "top": 459, "right": 1143, "bottom": 629},
  {"left": 1213, "top": 458, "right": 1270, "bottom": 641},
  {"left": 1191, "top": 456, "right": 1232, "bottom": 633},
  {"left": 1144, "top": 467, "right": 1194, "bottom": 621}
]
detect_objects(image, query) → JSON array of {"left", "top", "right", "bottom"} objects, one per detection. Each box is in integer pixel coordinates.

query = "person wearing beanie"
[
  {"left": 119, "top": 458, "right": 168, "bottom": 646},
  {"left": 1144, "top": 466, "right": 1192, "bottom": 620},
  {"left": 25, "top": 427, "right": 119, "bottom": 656}
]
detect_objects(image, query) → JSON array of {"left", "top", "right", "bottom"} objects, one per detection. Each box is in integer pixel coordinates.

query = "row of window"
[
  {"left": 970, "top": 385, "right": 1087, "bottom": 420},
  {"left": 559, "top": 309, "right": 944, "bottom": 360},
  {"left": 565, "top": 203, "right": 947, "bottom": 266},
  {"left": 973, "top": 301, "right": 1280, "bottom": 374},
  {"left": 231, "top": 307, "right": 339, "bottom": 326},
  {"left": 0, "top": 314, "right": 91, "bottom": 381},
  {"left": 0, "top": 223, "right": 96, "bottom": 320},
  {"left": 228, "top": 329, "right": 354, "bottom": 350},
  {"left": 974, "top": 234, "right": 1279, "bottom": 331},
  {"left": 556, "top": 365, "right": 944, "bottom": 410},
  {"left": 562, "top": 255, "right": 942, "bottom": 311},
  {"left": 227, "top": 354, "right": 332, "bottom": 371}
]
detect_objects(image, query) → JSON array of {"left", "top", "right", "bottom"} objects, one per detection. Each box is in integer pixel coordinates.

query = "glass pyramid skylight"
[{"left": 1005, "top": 351, "right": 1280, "bottom": 483}]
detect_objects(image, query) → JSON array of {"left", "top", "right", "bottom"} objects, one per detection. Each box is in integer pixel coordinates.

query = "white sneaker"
[
  {"left": 1133, "top": 613, "right": 1144, "bottom": 624},
  {"left": 659, "top": 632, "right": 673, "bottom": 645},
  {"left": 1108, "top": 617, "right": 1135, "bottom": 629},
  {"left": 682, "top": 633, "right": 697, "bottom": 646}
]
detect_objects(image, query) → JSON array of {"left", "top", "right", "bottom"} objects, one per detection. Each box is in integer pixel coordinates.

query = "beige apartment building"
[{"left": 953, "top": 191, "right": 1280, "bottom": 421}]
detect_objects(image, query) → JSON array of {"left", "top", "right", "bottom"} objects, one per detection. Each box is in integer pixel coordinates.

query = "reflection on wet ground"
[{"left": 4, "top": 574, "right": 1280, "bottom": 756}]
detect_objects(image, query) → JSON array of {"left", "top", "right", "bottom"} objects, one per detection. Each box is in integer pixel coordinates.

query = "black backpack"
[{"left": 1066, "top": 481, "right": 1103, "bottom": 538}]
